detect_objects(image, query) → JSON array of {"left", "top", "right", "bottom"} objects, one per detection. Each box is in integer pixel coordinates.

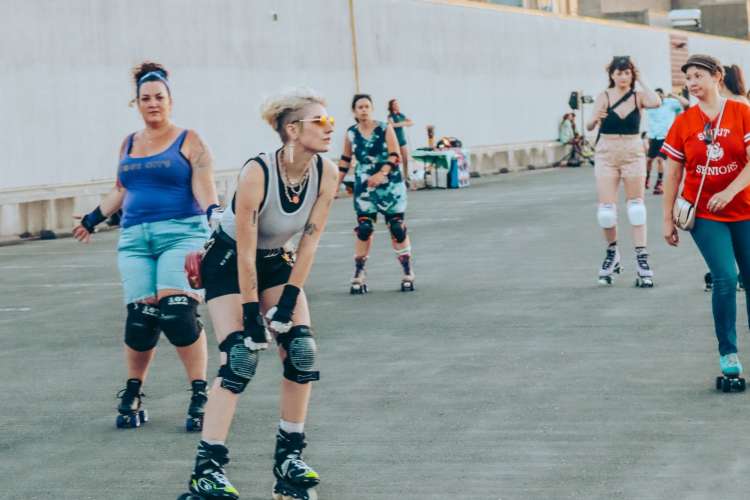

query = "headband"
[{"left": 137, "top": 71, "right": 170, "bottom": 96}]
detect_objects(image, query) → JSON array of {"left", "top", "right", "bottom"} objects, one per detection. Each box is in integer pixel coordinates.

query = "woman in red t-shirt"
[{"left": 662, "top": 54, "right": 750, "bottom": 381}]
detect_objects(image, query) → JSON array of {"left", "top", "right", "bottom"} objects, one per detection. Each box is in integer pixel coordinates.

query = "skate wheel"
[
  {"left": 272, "top": 486, "right": 317, "bottom": 500},
  {"left": 177, "top": 494, "right": 202, "bottom": 500},
  {"left": 401, "top": 282, "right": 414, "bottom": 292},
  {"left": 598, "top": 277, "right": 612, "bottom": 286},
  {"left": 716, "top": 376, "right": 723, "bottom": 390},
  {"left": 186, "top": 417, "right": 203, "bottom": 432},
  {"left": 722, "top": 378, "right": 732, "bottom": 393},
  {"left": 116, "top": 413, "right": 140, "bottom": 429},
  {"left": 739, "top": 378, "right": 747, "bottom": 391},
  {"left": 139, "top": 409, "right": 148, "bottom": 424}
]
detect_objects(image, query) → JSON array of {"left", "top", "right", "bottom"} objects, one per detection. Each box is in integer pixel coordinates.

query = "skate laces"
[
  {"left": 636, "top": 251, "right": 650, "bottom": 270},
  {"left": 602, "top": 248, "right": 617, "bottom": 269},
  {"left": 116, "top": 387, "right": 144, "bottom": 403}
]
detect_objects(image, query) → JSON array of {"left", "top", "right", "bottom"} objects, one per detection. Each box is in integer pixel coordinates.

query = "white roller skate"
[
  {"left": 350, "top": 256, "right": 368, "bottom": 294},
  {"left": 634, "top": 247, "right": 654, "bottom": 288},
  {"left": 597, "top": 243, "right": 621, "bottom": 286}
]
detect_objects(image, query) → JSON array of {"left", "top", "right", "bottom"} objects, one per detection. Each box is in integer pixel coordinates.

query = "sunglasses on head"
[{"left": 294, "top": 115, "right": 335, "bottom": 127}]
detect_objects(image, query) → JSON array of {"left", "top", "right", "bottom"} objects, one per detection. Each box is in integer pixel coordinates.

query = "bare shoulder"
[
  {"left": 321, "top": 157, "right": 339, "bottom": 178},
  {"left": 238, "top": 158, "right": 266, "bottom": 184}
]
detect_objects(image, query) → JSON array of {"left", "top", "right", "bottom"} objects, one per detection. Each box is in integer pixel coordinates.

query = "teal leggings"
[{"left": 691, "top": 217, "right": 750, "bottom": 355}]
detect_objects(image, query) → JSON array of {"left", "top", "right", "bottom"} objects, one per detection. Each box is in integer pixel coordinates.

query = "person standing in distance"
[{"left": 586, "top": 56, "right": 661, "bottom": 287}]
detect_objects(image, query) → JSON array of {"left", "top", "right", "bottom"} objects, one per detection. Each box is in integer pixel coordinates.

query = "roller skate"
[
  {"left": 115, "top": 378, "right": 148, "bottom": 429},
  {"left": 398, "top": 252, "right": 415, "bottom": 292},
  {"left": 350, "top": 256, "right": 368, "bottom": 294},
  {"left": 186, "top": 380, "right": 208, "bottom": 432},
  {"left": 716, "top": 353, "right": 746, "bottom": 393},
  {"left": 597, "top": 243, "right": 621, "bottom": 286},
  {"left": 653, "top": 179, "right": 663, "bottom": 195},
  {"left": 177, "top": 441, "right": 239, "bottom": 500},
  {"left": 704, "top": 272, "right": 713, "bottom": 292},
  {"left": 272, "top": 429, "right": 320, "bottom": 500},
  {"left": 634, "top": 247, "right": 654, "bottom": 288}
]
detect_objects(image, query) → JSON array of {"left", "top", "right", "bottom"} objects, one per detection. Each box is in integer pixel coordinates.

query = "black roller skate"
[
  {"left": 398, "top": 252, "right": 415, "bottom": 292},
  {"left": 716, "top": 354, "right": 746, "bottom": 393},
  {"left": 350, "top": 256, "right": 368, "bottom": 294},
  {"left": 597, "top": 243, "right": 621, "bottom": 286},
  {"left": 186, "top": 380, "right": 208, "bottom": 432},
  {"left": 116, "top": 378, "right": 148, "bottom": 429},
  {"left": 272, "top": 429, "right": 320, "bottom": 500},
  {"left": 634, "top": 247, "right": 654, "bottom": 288},
  {"left": 177, "top": 441, "right": 239, "bottom": 500}
]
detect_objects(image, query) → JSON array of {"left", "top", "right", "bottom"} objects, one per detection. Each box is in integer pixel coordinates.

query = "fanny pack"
[{"left": 673, "top": 99, "right": 726, "bottom": 231}]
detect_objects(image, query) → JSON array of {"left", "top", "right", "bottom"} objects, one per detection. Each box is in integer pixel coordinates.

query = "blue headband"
[{"left": 137, "top": 71, "right": 170, "bottom": 96}]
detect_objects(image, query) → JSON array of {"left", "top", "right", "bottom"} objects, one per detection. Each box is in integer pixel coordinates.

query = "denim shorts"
[{"left": 117, "top": 215, "right": 210, "bottom": 304}]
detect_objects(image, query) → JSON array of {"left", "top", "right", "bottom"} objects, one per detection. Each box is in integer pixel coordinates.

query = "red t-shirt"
[{"left": 661, "top": 99, "right": 750, "bottom": 222}]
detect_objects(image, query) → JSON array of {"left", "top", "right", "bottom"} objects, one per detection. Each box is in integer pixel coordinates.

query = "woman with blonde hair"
[{"left": 178, "top": 88, "right": 338, "bottom": 500}]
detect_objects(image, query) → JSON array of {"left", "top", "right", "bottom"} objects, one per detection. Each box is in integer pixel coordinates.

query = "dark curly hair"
[
  {"left": 132, "top": 61, "right": 170, "bottom": 97},
  {"left": 607, "top": 56, "right": 636, "bottom": 90},
  {"left": 351, "top": 93, "right": 372, "bottom": 110}
]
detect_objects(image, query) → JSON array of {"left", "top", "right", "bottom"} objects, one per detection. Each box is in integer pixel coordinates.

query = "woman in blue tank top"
[{"left": 73, "top": 62, "right": 219, "bottom": 431}]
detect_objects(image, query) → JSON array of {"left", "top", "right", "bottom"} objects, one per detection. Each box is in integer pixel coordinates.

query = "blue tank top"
[{"left": 118, "top": 130, "right": 203, "bottom": 228}]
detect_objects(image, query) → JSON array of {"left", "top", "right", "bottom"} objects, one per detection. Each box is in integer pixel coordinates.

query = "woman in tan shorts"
[{"left": 586, "top": 56, "right": 661, "bottom": 287}]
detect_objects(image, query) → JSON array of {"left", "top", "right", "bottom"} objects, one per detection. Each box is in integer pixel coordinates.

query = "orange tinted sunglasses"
[{"left": 295, "top": 115, "right": 335, "bottom": 127}]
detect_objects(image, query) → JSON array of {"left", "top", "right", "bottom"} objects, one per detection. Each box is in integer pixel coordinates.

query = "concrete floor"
[{"left": 2, "top": 167, "right": 749, "bottom": 500}]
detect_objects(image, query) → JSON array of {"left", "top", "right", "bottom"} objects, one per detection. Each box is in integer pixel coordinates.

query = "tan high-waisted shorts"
[{"left": 594, "top": 135, "right": 646, "bottom": 178}]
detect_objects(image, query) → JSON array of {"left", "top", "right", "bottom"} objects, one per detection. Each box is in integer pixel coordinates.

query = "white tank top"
[{"left": 220, "top": 151, "right": 320, "bottom": 250}]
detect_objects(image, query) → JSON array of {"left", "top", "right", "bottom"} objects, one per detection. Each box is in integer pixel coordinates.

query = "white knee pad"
[
  {"left": 627, "top": 198, "right": 647, "bottom": 226},
  {"left": 597, "top": 203, "right": 617, "bottom": 229}
]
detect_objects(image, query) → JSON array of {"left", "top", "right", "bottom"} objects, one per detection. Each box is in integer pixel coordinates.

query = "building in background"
[{"left": 477, "top": 0, "right": 750, "bottom": 39}]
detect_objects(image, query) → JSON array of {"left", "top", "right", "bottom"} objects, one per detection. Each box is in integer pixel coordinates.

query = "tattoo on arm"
[
  {"left": 193, "top": 137, "right": 210, "bottom": 169},
  {"left": 251, "top": 209, "right": 258, "bottom": 226},
  {"left": 304, "top": 222, "right": 318, "bottom": 236}
]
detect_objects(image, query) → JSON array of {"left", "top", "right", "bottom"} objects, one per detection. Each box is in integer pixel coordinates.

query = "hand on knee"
[{"left": 217, "top": 331, "right": 259, "bottom": 394}]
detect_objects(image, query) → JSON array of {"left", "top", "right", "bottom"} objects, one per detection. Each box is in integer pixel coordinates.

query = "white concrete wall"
[{"left": 3, "top": 0, "right": 750, "bottom": 195}]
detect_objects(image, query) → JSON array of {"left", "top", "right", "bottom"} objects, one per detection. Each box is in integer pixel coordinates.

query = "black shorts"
[
  {"left": 201, "top": 230, "right": 295, "bottom": 302},
  {"left": 647, "top": 139, "right": 666, "bottom": 159}
]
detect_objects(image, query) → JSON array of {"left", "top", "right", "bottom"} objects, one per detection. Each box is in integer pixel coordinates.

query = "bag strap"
[
  {"left": 694, "top": 98, "right": 727, "bottom": 205},
  {"left": 607, "top": 89, "right": 634, "bottom": 111}
]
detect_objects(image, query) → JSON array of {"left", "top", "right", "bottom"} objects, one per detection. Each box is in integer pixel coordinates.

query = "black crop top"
[{"left": 599, "top": 91, "right": 640, "bottom": 135}]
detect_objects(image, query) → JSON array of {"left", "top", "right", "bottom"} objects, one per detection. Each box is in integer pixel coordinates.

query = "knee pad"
[
  {"left": 387, "top": 216, "right": 408, "bottom": 243},
  {"left": 627, "top": 198, "right": 647, "bottom": 226},
  {"left": 217, "top": 331, "right": 259, "bottom": 394},
  {"left": 158, "top": 295, "right": 202, "bottom": 347},
  {"left": 597, "top": 203, "right": 617, "bottom": 229},
  {"left": 354, "top": 217, "right": 374, "bottom": 241},
  {"left": 124, "top": 303, "right": 161, "bottom": 352},
  {"left": 277, "top": 326, "right": 319, "bottom": 384}
]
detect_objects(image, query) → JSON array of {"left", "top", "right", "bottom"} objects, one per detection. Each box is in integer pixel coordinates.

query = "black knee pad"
[
  {"left": 158, "top": 295, "right": 202, "bottom": 347},
  {"left": 277, "top": 326, "right": 319, "bottom": 384},
  {"left": 354, "top": 217, "right": 374, "bottom": 241},
  {"left": 218, "top": 331, "right": 259, "bottom": 394},
  {"left": 124, "top": 303, "right": 161, "bottom": 352},
  {"left": 386, "top": 215, "right": 407, "bottom": 243}
]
